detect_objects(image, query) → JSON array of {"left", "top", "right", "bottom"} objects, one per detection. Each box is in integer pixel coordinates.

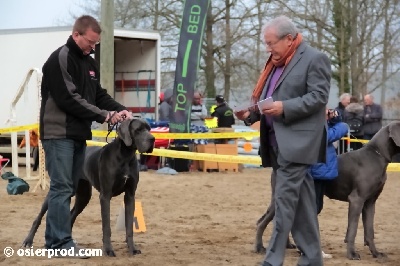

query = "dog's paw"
[
  {"left": 254, "top": 244, "right": 266, "bottom": 254},
  {"left": 372, "top": 251, "right": 387, "bottom": 259},
  {"left": 347, "top": 251, "right": 361, "bottom": 260},
  {"left": 130, "top": 249, "right": 142, "bottom": 255},
  {"left": 104, "top": 249, "right": 117, "bottom": 257},
  {"left": 21, "top": 239, "right": 33, "bottom": 248}
]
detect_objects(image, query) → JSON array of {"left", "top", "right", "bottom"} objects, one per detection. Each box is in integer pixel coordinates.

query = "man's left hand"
[{"left": 261, "top": 101, "right": 283, "bottom": 116}]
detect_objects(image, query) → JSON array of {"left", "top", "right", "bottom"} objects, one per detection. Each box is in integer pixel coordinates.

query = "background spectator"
[
  {"left": 190, "top": 92, "right": 208, "bottom": 126},
  {"left": 335, "top": 93, "right": 351, "bottom": 117},
  {"left": 211, "top": 95, "right": 235, "bottom": 128},
  {"left": 19, "top": 129, "right": 39, "bottom": 171},
  {"left": 344, "top": 96, "right": 364, "bottom": 150},
  {"left": 159, "top": 88, "right": 173, "bottom": 122},
  {"left": 363, "top": 94, "right": 383, "bottom": 140}
]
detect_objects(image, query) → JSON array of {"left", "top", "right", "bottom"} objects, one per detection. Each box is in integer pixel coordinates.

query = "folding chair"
[{"left": 0, "top": 157, "right": 10, "bottom": 175}]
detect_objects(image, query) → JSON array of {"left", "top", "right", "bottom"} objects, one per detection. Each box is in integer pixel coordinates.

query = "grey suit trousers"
[{"left": 263, "top": 153, "right": 323, "bottom": 266}]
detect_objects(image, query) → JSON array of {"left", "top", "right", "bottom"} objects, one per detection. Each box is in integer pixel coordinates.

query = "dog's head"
[
  {"left": 117, "top": 118, "right": 155, "bottom": 153},
  {"left": 388, "top": 121, "right": 400, "bottom": 153}
]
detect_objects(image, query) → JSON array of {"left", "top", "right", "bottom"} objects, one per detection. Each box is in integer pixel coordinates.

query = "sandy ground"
[{"left": 0, "top": 166, "right": 399, "bottom": 266}]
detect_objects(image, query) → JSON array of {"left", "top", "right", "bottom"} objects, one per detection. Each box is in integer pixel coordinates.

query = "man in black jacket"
[
  {"left": 40, "top": 15, "right": 132, "bottom": 255},
  {"left": 211, "top": 95, "right": 235, "bottom": 128},
  {"left": 363, "top": 94, "right": 383, "bottom": 140}
]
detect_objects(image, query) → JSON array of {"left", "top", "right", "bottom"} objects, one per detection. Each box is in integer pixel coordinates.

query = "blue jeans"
[{"left": 42, "top": 139, "right": 86, "bottom": 249}]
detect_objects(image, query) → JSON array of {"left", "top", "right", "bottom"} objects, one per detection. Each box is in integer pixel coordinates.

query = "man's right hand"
[{"left": 234, "top": 110, "right": 250, "bottom": 121}]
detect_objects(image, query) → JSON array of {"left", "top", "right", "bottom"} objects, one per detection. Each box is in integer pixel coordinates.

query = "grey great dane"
[
  {"left": 255, "top": 121, "right": 400, "bottom": 260},
  {"left": 22, "top": 118, "right": 155, "bottom": 256}
]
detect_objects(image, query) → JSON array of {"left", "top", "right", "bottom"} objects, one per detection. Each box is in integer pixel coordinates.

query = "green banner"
[{"left": 169, "top": 0, "right": 210, "bottom": 133}]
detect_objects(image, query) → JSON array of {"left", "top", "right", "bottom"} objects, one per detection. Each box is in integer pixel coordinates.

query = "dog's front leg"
[
  {"left": 124, "top": 191, "right": 141, "bottom": 255},
  {"left": 362, "top": 199, "right": 386, "bottom": 258},
  {"left": 100, "top": 193, "right": 115, "bottom": 256},
  {"left": 346, "top": 193, "right": 364, "bottom": 260}
]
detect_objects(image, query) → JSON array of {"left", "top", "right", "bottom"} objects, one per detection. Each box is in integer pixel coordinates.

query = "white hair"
[
  {"left": 262, "top": 15, "right": 298, "bottom": 39},
  {"left": 339, "top": 93, "right": 351, "bottom": 101}
]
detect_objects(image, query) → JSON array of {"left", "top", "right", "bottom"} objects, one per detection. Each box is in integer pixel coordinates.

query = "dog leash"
[
  {"left": 106, "top": 123, "right": 118, "bottom": 143},
  {"left": 106, "top": 112, "right": 118, "bottom": 144}
]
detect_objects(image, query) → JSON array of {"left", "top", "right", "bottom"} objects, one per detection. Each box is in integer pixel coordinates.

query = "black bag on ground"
[
  {"left": 167, "top": 145, "right": 190, "bottom": 172},
  {"left": 1, "top": 172, "right": 30, "bottom": 195}
]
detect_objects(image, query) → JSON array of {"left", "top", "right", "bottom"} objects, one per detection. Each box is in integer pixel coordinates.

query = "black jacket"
[
  {"left": 211, "top": 103, "right": 235, "bottom": 127},
  {"left": 246, "top": 111, "right": 273, "bottom": 168},
  {"left": 40, "top": 36, "right": 126, "bottom": 141}
]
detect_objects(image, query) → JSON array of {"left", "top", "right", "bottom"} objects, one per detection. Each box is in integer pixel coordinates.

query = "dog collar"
[{"left": 373, "top": 149, "right": 391, "bottom": 163}]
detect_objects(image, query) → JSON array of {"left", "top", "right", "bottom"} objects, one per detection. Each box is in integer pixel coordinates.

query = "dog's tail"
[{"left": 256, "top": 212, "right": 267, "bottom": 225}]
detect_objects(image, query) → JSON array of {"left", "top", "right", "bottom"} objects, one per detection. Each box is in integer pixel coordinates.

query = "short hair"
[
  {"left": 339, "top": 93, "right": 351, "bottom": 101},
  {"left": 73, "top": 15, "right": 102, "bottom": 35},
  {"left": 262, "top": 16, "right": 298, "bottom": 39},
  {"left": 365, "top": 94, "right": 374, "bottom": 100},
  {"left": 350, "top": 96, "right": 359, "bottom": 103}
]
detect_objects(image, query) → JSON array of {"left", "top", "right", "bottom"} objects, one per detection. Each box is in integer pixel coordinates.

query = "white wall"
[{"left": 0, "top": 28, "right": 72, "bottom": 127}]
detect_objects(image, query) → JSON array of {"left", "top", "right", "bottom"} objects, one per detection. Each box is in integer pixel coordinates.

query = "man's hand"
[
  {"left": 118, "top": 110, "right": 133, "bottom": 120},
  {"left": 234, "top": 110, "right": 250, "bottom": 120},
  {"left": 261, "top": 101, "right": 283, "bottom": 116},
  {"left": 105, "top": 111, "right": 122, "bottom": 124}
]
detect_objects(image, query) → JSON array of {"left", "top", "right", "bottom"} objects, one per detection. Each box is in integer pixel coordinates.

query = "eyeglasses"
[
  {"left": 80, "top": 34, "right": 100, "bottom": 46},
  {"left": 265, "top": 36, "right": 286, "bottom": 49},
  {"left": 265, "top": 33, "right": 297, "bottom": 49}
]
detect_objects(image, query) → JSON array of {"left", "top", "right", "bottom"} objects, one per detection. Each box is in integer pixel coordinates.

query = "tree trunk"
[
  {"left": 204, "top": 4, "right": 216, "bottom": 98},
  {"left": 224, "top": 0, "right": 232, "bottom": 102}
]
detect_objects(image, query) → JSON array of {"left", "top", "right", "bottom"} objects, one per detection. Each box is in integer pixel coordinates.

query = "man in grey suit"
[{"left": 236, "top": 16, "right": 330, "bottom": 266}]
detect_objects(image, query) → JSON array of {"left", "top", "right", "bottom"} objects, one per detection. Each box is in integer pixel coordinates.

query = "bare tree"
[{"left": 82, "top": 0, "right": 400, "bottom": 108}]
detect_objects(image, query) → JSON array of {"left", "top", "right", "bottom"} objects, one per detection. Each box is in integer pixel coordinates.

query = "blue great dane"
[
  {"left": 255, "top": 121, "right": 400, "bottom": 260},
  {"left": 22, "top": 118, "right": 155, "bottom": 257}
]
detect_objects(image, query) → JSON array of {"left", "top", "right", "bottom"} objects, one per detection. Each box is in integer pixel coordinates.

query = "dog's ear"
[
  {"left": 117, "top": 119, "right": 132, "bottom": 146},
  {"left": 389, "top": 122, "right": 400, "bottom": 147}
]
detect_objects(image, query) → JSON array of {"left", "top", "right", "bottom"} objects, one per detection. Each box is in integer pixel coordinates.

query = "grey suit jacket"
[{"left": 261, "top": 42, "right": 330, "bottom": 165}]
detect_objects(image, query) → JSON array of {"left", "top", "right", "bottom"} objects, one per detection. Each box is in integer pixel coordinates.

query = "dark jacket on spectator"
[
  {"left": 363, "top": 103, "right": 383, "bottom": 135},
  {"left": 211, "top": 103, "right": 235, "bottom": 128},
  {"left": 344, "top": 103, "right": 364, "bottom": 137},
  {"left": 335, "top": 102, "right": 346, "bottom": 118}
]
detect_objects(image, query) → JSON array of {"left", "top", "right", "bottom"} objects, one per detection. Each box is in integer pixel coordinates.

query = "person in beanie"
[{"left": 211, "top": 95, "right": 235, "bottom": 128}]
